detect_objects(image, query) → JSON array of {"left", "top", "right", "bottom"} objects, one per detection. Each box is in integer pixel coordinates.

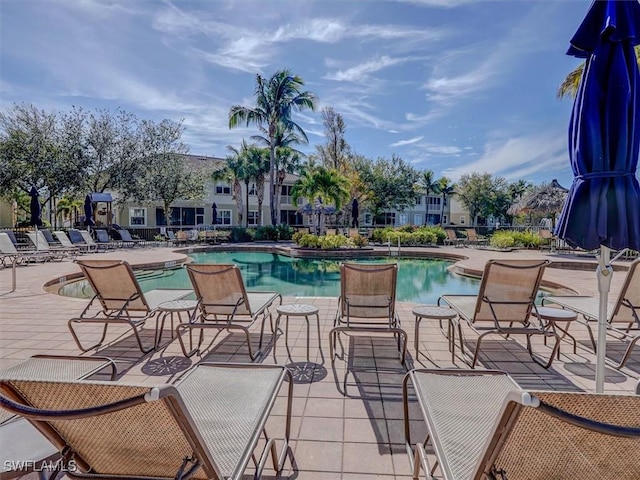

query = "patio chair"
[
  {"left": 543, "top": 258, "right": 640, "bottom": 369},
  {"left": 329, "top": 262, "right": 407, "bottom": 366},
  {"left": 439, "top": 259, "right": 560, "bottom": 368},
  {"left": 0, "top": 362, "right": 294, "bottom": 480},
  {"left": 27, "top": 231, "right": 78, "bottom": 259},
  {"left": 465, "top": 228, "right": 488, "bottom": 246},
  {"left": 444, "top": 228, "right": 465, "bottom": 247},
  {"left": 178, "top": 264, "right": 282, "bottom": 360},
  {"left": 94, "top": 229, "right": 122, "bottom": 249},
  {"left": 116, "top": 228, "right": 147, "bottom": 247},
  {"left": 0, "top": 232, "right": 53, "bottom": 267},
  {"left": 0, "top": 355, "right": 116, "bottom": 480},
  {"left": 54, "top": 230, "right": 97, "bottom": 254},
  {"left": 403, "top": 369, "right": 640, "bottom": 480},
  {"left": 68, "top": 259, "right": 192, "bottom": 353}
]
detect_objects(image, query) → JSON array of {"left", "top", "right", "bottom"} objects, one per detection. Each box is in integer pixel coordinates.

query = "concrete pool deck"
[{"left": 1, "top": 243, "right": 638, "bottom": 479}]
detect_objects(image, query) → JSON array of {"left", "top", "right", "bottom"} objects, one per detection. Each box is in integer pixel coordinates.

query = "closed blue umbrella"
[
  {"left": 212, "top": 202, "right": 218, "bottom": 226},
  {"left": 29, "top": 186, "right": 42, "bottom": 228},
  {"left": 555, "top": 0, "right": 640, "bottom": 392},
  {"left": 84, "top": 194, "right": 95, "bottom": 229},
  {"left": 351, "top": 198, "right": 359, "bottom": 228}
]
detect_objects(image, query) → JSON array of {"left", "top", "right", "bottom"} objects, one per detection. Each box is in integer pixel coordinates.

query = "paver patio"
[{"left": 1, "top": 244, "right": 638, "bottom": 479}]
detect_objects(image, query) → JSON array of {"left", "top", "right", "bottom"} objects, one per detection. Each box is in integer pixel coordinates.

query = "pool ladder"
[{"left": 388, "top": 238, "right": 401, "bottom": 258}]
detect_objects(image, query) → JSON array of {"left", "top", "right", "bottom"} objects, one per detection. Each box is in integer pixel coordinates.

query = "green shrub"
[
  {"left": 351, "top": 233, "right": 369, "bottom": 248},
  {"left": 254, "top": 225, "right": 279, "bottom": 241},
  {"left": 276, "top": 223, "right": 294, "bottom": 241},
  {"left": 490, "top": 231, "right": 516, "bottom": 249},
  {"left": 513, "top": 230, "right": 543, "bottom": 248},
  {"left": 230, "top": 227, "right": 254, "bottom": 242},
  {"left": 297, "top": 233, "right": 320, "bottom": 248},
  {"left": 318, "top": 234, "right": 350, "bottom": 249}
]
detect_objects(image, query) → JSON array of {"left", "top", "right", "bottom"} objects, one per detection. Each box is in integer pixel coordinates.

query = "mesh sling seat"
[
  {"left": 26, "top": 231, "right": 78, "bottom": 259},
  {"left": 444, "top": 229, "right": 465, "bottom": 247},
  {"left": 439, "top": 259, "right": 560, "bottom": 369},
  {"left": 329, "top": 262, "right": 407, "bottom": 366},
  {"left": 0, "top": 355, "right": 117, "bottom": 480},
  {"left": 54, "top": 231, "right": 97, "bottom": 254},
  {"left": 465, "top": 229, "right": 488, "bottom": 246},
  {"left": 0, "top": 232, "right": 52, "bottom": 267},
  {"left": 543, "top": 258, "right": 640, "bottom": 369},
  {"left": 178, "top": 264, "right": 282, "bottom": 361},
  {"left": 68, "top": 260, "right": 192, "bottom": 353},
  {"left": 0, "top": 362, "right": 294, "bottom": 480},
  {"left": 403, "top": 369, "right": 640, "bottom": 480}
]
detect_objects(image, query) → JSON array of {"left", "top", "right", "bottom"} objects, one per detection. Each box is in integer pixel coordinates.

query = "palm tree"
[
  {"left": 252, "top": 122, "right": 306, "bottom": 223},
  {"left": 56, "top": 195, "right": 82, "bottom": 227},
  {"left": 437, "top": 177, "right": 456, "bottom": 226},
  {"left": 214, "top": 146, "right": 249, "bottom": 226},
  {"left": 291, "top": 166, "right": 349, "bottom": 233},
  {"left": 420, "top": 170, "right": 440, "bottom": 225},
  {"left": 558, "top": 45, "right": 640, "bottom": 98},
  {"left": 249, "top": 147, "right": 270, "bottom": 227},
  {"left": 229, "top": 70, "right": 316, "bottom": 226}
]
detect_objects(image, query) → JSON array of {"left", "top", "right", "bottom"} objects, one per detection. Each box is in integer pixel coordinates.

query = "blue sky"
[{"left": 1, "top": 0, "right": 593, "bottom": 186}]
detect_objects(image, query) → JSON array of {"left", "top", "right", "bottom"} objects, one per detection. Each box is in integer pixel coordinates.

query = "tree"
[
  {"left": 0, "top": 103, "right": 87, "bottom": 210},
  {"left": 437, "top": 177, "right": 456, "bottom": 225},
  {"left": 315, "top": 106, "right": 351, "bottom": 172},
  {"left": 456, "top": 172, "right": 498, "bottom": 226},
  {"left": 213, "top": 150, "right": 246, "bottom": 227},
  {"left": 558, "top": 45, "right": 640, "bottom": 98},
  {"left": 291, "top": 166, "right": 349, "bottom": 232},
  {"left": 419, "top": 170, "right": 440, "bottom": 225},
  {"left": 353, "top": 155, "right": 420, "bottom": 221},
  {"left": 128, "top": 119, "right": 207, "bottom": 227},
  {"left": 245, "top": 146, "right": 270, "bottom": 227},
  {"left": 229, "top": 70, "right": 316, "bottom": 226},
  {"left": 56, "top": 195, "right": 83, "bottom": 227}
]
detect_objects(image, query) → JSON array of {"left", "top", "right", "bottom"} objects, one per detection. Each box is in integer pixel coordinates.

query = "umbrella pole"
[{"left": 595, "top": 245, "right": 612, "bottom": 393}]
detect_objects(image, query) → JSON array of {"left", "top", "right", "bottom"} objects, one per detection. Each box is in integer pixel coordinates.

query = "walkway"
[{"left": 1, "top": 244, "right": 638, "bottom": 479}]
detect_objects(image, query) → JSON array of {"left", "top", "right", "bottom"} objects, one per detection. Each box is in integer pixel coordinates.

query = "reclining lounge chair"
[
  {"left": 439, "top": 259, "right": 560, "bottom": 368},
  {"left": 544, "top": 258, "right": 640, "bottom": 369},
  {"left": 329, "top": 262, "right": 407, "bottom": 366},
  {"left": 403, "top": 369, "right": 640, "bottom": 480},
  {"left": 68, "top": 260, "right": 192, "bottom": 353},
  {"left": 178, "top": 264, "right": 282, "bottom": 360},
  {"left": 0, "top": 362, "right": 294, "bottom": 480}
]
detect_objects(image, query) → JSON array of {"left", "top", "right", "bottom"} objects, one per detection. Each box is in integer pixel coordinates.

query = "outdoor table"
[
  {"left": 274, "top": 303, "right": 321, "bottom": 362},
  {"left": 535, "top": 306, "right": 578, "bottom": 358},
  {"left": 155, "top": 299, "right": 198, "bottom": 349},
  {"left": 413, "top": 305, "right": 457, "bottom": 362}
]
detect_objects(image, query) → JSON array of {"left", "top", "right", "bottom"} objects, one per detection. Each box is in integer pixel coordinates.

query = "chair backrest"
[
  {"left": 26, "top": 232, "right": 51, "bottom": 251},
  {"left": 471, "top": 259, "right": 549, "bottom": 326},
  {"left": 176, "top": 231, "right": 187, "bottom": 241},
  {"left": 610, "top": 258, "right": 640, "bottom": 325},
  {"left": 0, "top": 232, "right": 19, "bottom": 254},
  {"left": 78, "top": 230, "right": 97, "bottom": 246},
  {"left": 340, "top": 262, "right": 398, "bottom": 319},
  {"left": 68, "top": 229, "right": 85, "bottom": 244},
  {"left": 186, "top": 264, "right": 253, "bottom": 316},
  {"left": 54, "top": 231, "right": 74, "bottom": 247},
  {"left": 0, "top": 378, "right": 218, "bottom": 479},
  {"left": 167, "top": 230, "right": 176, "bottom": 240},
  {"left": 119, "top": 229, "right": 134, "bottom": 241},
  {"left": 539, "top": 229, "right": 554, "bottom": 240},
  {"left": 0, "top": 230, "right": 19, "bottom": 245},
  {"left": 94, "top": 229, "right": 111, "bottom": 243},
  {"left": 41, "top": 229, "right": 56, "bottom": 244},
  {"left": 446, "top": 229, "right": 458, "bottom": 241},
  {"left": 465, "top": 229, "right": 478, "bottom": 241},
  {"left": 77, "top": 260, "right": 151, "bottom": 313},
  {"left": 476, "top": 390, "right": 640, "bottom": 479}
]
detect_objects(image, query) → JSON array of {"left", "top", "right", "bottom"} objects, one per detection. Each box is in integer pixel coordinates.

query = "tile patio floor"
[{"left": 1, "top": 244, "right": 638, "bottom": 479}]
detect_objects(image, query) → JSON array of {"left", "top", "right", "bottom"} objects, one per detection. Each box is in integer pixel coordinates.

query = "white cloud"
[
  {"left": 397, "top": 0, "right": 476, "bottom": 7},
  {"left": 326, "top": 56, "right": 409, "bottom": 83},
  {"left": 442, "top": 131, "right": 569, "bottom": 181},
  {"left": 390, "top": 136, "right": 424, "bottom": 147}
]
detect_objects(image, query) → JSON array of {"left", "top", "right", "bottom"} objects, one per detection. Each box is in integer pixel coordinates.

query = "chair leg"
[
  {"left": 615, "top": 335, "right": 639, "bottom": 369},
  {"left": 67, "top": 319, "right": 109, "bottom": 352}
]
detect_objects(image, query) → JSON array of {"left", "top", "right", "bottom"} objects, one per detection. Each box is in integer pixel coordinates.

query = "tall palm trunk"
[
  {"left": 244, "top": 180, "right": 250, "bottom": 228},
  {"left": 256, "top": 173, "right": 265, "bottom": 226},
  {"left": 269, "top": 136, "right": 277, "bottom": 226}
]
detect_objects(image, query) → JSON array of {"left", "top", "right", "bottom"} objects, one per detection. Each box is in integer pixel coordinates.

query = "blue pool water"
[{"left": 59, "top": 252, "right": 480, "bottom": 303}]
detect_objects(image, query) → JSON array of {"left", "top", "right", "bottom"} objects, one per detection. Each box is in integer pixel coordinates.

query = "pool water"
[{"left": 58, "top": 252, "right": 480, "bottom": 303}]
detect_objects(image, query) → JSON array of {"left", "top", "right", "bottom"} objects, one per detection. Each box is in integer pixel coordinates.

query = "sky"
[{"left": 1, "top": 0, "right": 596, "bottom": 187}]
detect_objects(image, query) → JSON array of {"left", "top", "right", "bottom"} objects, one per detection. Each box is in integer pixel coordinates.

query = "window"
[
  {"left": 215, "top": 184, "right": 231, "bottom": 195},
  {"left": 364, "top": 213, "right": 373, "bottom": 225},
  {"left": 398, "top": 213, "right": 408, "bottom": 226},
  {"left": 218, "top": 209, "right": 232, "bottom": 225},
  {"left": 427, "top": 197, "right": 442, "bottom": 207},
  {"left": 249, "top": 183, "right": 257, "bottom": 195},
  {"left": 415, "top": 196, "right": 422, "bottom": 205},
  {"left": 443, "top": 215, "right": 448, "bottom": 224},
  {"left": 129, "top": 208, "right": 146, "bottom": 226},
  {"left": 155, "top": 207, "right": 205, "bottom": 227},
  {"left": 248, "top": 210, "right": 259, "bottom": 226},
  {"left": 460, "top": 216, "right": 466, "bottom": 225},
  {"left": 413, "top": 214, "right": 422, "bottom": 225}
]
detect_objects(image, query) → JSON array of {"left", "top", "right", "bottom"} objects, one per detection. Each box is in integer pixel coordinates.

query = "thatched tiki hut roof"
[{"left": 508, "top": 179, "right": 569, "bottom": 220}]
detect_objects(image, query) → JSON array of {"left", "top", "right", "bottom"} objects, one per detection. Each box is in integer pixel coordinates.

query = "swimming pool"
[{"left": 58, "top": 252, "right": 480, "bottom": 303}]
